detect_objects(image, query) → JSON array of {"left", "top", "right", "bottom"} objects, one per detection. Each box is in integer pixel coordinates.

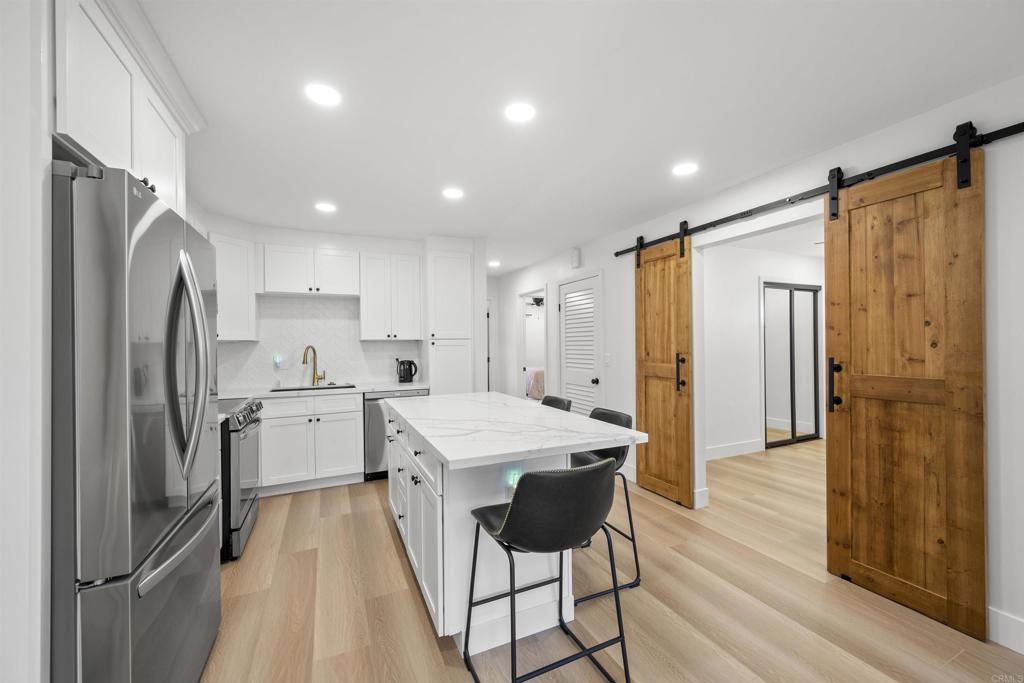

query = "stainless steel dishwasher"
[{"left": 364, "top": 388, "right": 429, "bottom": 479}]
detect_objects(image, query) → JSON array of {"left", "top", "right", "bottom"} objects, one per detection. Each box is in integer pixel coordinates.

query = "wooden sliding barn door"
[
  {"left": 636, "top": 238, "right": 694, "bottom": 507},
  {"left": 825, "top": 151, "right": 987, "bottom": 639}
]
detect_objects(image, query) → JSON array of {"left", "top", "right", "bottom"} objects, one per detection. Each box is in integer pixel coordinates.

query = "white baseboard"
[
  {"left": 990, "top": 606, "right": 1024, "bottom": 655},
  {"left": 705, "top": 438, "right": 763, "bottom": 461},
  {"left": 693, "top": 487, "right": 709, "bottom": 509},
  {"left": 260, "top": 472, "right": 365, "bottom": 497}
]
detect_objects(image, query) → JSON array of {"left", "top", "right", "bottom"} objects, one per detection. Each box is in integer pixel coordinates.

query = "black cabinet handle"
[
  {"left": 398, "top": 514, "right": 405, "bottom": 520},
  {"left": 413, "top": 450, "right": 422, "bottom": 457},
  {"left": 411, "top": 475, "right": 421, "bottom": 486},
  {"left": 307, "top": 418, "right": 312, "bottom": 423},
  {"left": 675, "top": 353, "right": 686, "bottom": 391},
  {"left": 591, "top": 377, "right": 600, "bottom": 385},
  {"left": 316, "top": 417, "right": 321, "bottom": 422},
  {"left": 828, "top": 357, "right": 843, "bottom": 412},
  {"left": 396, "top": 429, "right": 403, "bottom": 434},
  {"left": 397, "top": 467, "right": 404, "bottom": 473},
  {"left": 308, "top": 287, "right": 313, "bottom": 292}
]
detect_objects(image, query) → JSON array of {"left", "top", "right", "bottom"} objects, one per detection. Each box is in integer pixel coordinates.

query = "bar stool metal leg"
[
  {"left": 463, "top": 527, "right": 631, "bottom": 682},
  {"left": 575, "top": 473, "right": 641, "bottom": 606}
]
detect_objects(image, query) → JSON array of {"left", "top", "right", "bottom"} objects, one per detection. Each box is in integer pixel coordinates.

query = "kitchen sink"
[{"left": 270, "top": 383, "right": 356, "bottom": 392}]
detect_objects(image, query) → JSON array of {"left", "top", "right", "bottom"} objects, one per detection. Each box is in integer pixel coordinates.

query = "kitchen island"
[{"left": 381, "top": 392, "right": 648, "bottom": 655}]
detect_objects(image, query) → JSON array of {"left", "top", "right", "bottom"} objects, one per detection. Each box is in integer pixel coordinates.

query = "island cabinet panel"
[{"left": 416, "top": 479, "right": 443, "bottom": 632}]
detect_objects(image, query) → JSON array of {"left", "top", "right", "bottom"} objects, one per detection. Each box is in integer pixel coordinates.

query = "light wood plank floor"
[{"left": 202, "top": 441, "right": 1024, "bottom": 682}]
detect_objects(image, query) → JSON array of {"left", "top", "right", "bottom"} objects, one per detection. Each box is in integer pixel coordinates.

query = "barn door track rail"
[{"left": 618, "top": 119, "right": 1024, "bottom": 264}]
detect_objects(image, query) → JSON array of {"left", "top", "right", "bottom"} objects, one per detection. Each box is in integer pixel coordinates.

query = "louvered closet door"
[{"left": 559, "top": 276, "right": 604, "bottom": 416}]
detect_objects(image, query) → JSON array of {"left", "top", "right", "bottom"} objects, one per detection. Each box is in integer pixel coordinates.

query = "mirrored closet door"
[{"left": 763, "top": 282, "right": 821, "bottom": 448}]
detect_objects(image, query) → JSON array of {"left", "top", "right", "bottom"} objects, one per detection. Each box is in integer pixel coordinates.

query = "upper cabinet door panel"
[
  {"left": 61, "top": 0, "right": 134, "bottom": 170},
  {"left": 134, "top": 82, "right": 181, "bottom": 212},
  {"left": 428, "top": 252, "right": 472, "bottom": 338},
  {"left": 391, "top": 254, "right": 422, "bottom": 340},
  {"left": 264, "top": 245, "right": 315, "bottom": 294},
  {"left": 360, "top": 253, "right": 392, "bottom": 340},
  {"left": 209, "top": 233, "right": 256, "bottom": 341},
  {"left": 314, "top": 248, "right": 359, "bottom": 295}
]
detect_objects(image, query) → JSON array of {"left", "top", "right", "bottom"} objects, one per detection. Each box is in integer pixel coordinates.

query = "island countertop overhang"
[{"left": 382, "top": 391, "right": 649, "bottom": 470}]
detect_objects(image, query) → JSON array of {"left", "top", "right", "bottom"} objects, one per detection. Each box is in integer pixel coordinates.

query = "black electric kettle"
[{"left": 397, "top": 359, "right": 418, "bottom": 383}]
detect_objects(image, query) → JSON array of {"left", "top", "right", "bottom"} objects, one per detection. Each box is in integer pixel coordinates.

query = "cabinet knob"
[
  {"left": 307, "top": 418, "right": 312, "bottom": 423},
  {"left": 411, "top": 475, "right": 420, "bottom": 485},
  {"left": 316, "top": 417, "right": 321, "bottom": 422},
  {"left": 397, "top": 467, "right": 404, "bottom": 473},
  {"left": 308, "top": 287, "right": 313, "bottom": 292},
  {"left": 315, "top": 287, "right": 320, "bottom": 292},
  {"left": 431, "top": 333, "right": 435, "bottom": 338},
  {"left": 398, "top": 514, "right": 404, "bottom": 520},
  {"left": 396, "top": 429, "right": 403, "bottom": 434},
  {"left": 387, "top": 419, "right": 394, "bottom": 424},
  {"left": 413, "top": 450, "right": 422, "bottom": 457}
]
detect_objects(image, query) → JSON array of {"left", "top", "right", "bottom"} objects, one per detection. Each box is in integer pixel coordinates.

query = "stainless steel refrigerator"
[{"left": 51, "top": 162, "right": 222, "bottom": 682}]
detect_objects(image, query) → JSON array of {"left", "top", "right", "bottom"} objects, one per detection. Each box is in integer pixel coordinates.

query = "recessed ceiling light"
[
  {"left": 672, "top": 161, "right": 699, "bottom": 177},
  {"left": 442, "top": 187, "right": 464, "bottom": 200},
  {"left": 504, "top": 101, "right": 536, "bottom": 123},
  {"left": 488, "top": 260, "right": 501, "bottom": 268},
  {"left": 304, "top": 83, "right": 342, "bottom": 107},
  {"left": 314, "top": 201, "right": 337, "bottom": 213}
]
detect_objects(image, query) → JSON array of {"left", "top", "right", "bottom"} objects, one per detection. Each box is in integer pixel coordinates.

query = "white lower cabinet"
[
  {"left": 389, "top": 427, "right": 443, "bottom": 632},
  {"left": 261, "top": 415, "right": 316, "bottom": 485},
  {"left": 261, "top": 395, "right": 364, "bottom": 487},
  {"left": 314, "top": 411, "right": 364, "bottom": 477}
]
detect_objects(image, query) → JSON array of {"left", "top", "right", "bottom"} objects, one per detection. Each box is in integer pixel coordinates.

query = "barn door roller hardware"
[
  {"left": 679, "top": 220, "right": 688, "bottom": 257},
  {"left": 828, "top": 167, "right": 844, "bottom": 221},
  {"left": 615, "top": 117, "right": 1024, "bottom": 259},
  {"left": 954, "top": 121, "right": 978, "bottom": 188}
]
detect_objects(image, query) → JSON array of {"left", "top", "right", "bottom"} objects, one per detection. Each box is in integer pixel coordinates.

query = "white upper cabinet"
[
  {"left": 56, "top": 0, "right": 194, "bottom": 215},
  {"left": 264, "top": 245, "right": 359, "bottom": 296},
  {"left": 427, "top": 251, "right": 472, "bottom": 339},
  {"left": 264, "top": 244, "right": 316, "bottom": 294},
  {"left": 391, "top": 254, "right": 423, "bottom": 340},
  {"left": 360, "top": 253, "right": 423, "bottom": 340},
  {"left": 313, "top": 248, "right": 359, "bottom": 295},
  {"left": 209, "top": 233, "right": 257, "bottom": 341},
  {"left": 360, "top": 253, "right": 392, "bottom": 339},
  {"left": 133, "top": 80, "right": 182, "bottom": 214},
  {"left": 60, "top": 0, "right": 134, "bottom": 171}
]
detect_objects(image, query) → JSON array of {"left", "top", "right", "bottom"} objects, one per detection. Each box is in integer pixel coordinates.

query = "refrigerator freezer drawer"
[{"left": 77, "top": 497, "right": 222, "bottom": 683}]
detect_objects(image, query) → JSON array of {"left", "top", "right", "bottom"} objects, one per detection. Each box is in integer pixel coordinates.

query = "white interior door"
[{"left": 559, "top": 275, "right": 603, "bottom": 415}]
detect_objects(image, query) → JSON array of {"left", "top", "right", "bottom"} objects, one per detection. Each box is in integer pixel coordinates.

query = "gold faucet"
[{"left": 302, "top": 345, "right": 326, "bottom": 386}]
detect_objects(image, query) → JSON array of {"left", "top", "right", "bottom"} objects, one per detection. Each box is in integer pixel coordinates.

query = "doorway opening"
[
  {"left": 762, "top": 282, "right": 821, "bottom": 447},
  {"left": 517, "top": 289, "right": 547, "bottom": 401}
]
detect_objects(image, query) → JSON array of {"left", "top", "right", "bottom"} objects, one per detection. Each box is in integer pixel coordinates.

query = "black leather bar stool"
[
  {"left": 572, "top": 408, "right": 641, "bottom": 605},
  {"left": 540, "top": 395, "right": 571, "bottom": 411},
  {"left": 462, "top": 458, "right": 630, "bottom": 683}
]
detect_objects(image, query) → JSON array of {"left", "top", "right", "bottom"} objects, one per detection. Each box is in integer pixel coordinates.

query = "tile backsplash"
[{"left": 217, "top": 295, "right": 420, "bottom": 396}]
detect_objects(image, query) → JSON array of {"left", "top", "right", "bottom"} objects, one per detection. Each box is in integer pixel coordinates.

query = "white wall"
[
  {"left": 493, "top": 74, "right": 1024, "bottom": 652},
  {"left": 0, "top": 2, "right": 52, "bottom": 681},
  {"left": 702, "top": 245, "right": 824, "bottom": 459}
]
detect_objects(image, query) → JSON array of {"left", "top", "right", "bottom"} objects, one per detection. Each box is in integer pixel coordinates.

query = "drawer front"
[
  {"left": 261, "top": 396, "right": 315, "bottom": 419},
  {"left": 314, "top": 394, "right": 362, "bottom": 414},
  {"left": 408, "top": 431, "right": 442, "bottom": 496}
]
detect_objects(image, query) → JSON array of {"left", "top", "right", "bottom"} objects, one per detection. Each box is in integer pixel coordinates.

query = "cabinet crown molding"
[{"left": 95, "top": 0, "right": 206, "bottom": 134}]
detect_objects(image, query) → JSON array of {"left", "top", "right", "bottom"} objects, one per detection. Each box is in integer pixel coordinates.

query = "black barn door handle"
[
  {"left": 675, "top": 353, "right": 686, "bottom": 391},
  {"left": 828, "top": 357, "right": 843, "bottom": 411}
]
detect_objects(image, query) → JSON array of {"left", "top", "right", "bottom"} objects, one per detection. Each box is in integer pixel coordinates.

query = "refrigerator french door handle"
[
  {"left": 180, "top": 250, "right": 211, "bottom": 480},
  {"left": 163, "top": 251, "right": 210, "bottom": 480},
  {"left": 137, "top": 482, "right": 220, "bottom": 598}
]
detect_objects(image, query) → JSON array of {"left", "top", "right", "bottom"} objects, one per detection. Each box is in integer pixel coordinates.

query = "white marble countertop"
[
  {"left": 382, "top": 392, "right": 648, "bottom": 470},
  {"left": 218, "top": 381, "right": 429, "bottom": 401}
]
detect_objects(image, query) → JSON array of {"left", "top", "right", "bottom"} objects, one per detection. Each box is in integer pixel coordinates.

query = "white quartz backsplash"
[{"left": 217, "top": 295, "right": 420, "bottom": 396}]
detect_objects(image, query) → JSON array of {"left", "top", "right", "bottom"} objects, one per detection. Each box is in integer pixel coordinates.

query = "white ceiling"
[
  {"left": 141, "top": 1, "right": 1024, "bottom": 273},
  {"left": 727, "top": 219, "right": 825, "bottom": 258}
]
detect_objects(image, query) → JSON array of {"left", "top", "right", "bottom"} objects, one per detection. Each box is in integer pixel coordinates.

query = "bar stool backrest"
[
  {"left": 498, "top": 458, "right": 616, "bottom": 554},
  {"left": 540, "top": 395, "right": 572, "bottom": 411},
  {"left": 588, "top": 408, "right": 633, "bottom": 470}
]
